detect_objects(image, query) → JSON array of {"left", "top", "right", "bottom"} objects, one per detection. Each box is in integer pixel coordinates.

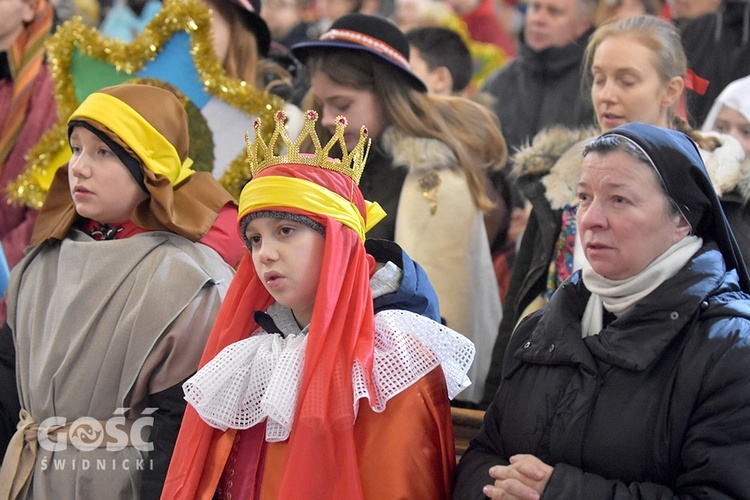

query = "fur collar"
[
  {"left": 512, "top": 126, "right": 750, "bottom": 209},
  {"left": 696, "top": 131, "right": 749, "bottom": 201},
  {"left": 380, "top": 127, "right": 457, "bottom": 174},
  {"left": 511, "top": 126, "right": 597, "bottom": 210},
  {"left": 511, "top": 126, "right": 597, "bottom": 178}
]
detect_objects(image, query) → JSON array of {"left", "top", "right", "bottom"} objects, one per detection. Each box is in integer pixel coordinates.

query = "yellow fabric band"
[
  {"left": 69, "top": 93, "right": 194, "bottom": 185},
  {"left": 239, "top": 176, "right": 386, "bottom": 242}
]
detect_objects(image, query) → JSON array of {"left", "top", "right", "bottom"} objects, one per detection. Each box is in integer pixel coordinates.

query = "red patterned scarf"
[{"left": 0, "top": 0, "right": 54, "bottom": 170}]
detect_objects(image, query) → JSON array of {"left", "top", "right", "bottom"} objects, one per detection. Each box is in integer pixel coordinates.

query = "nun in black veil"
[{"left": 454, "top": 122, "right": 750, "bottom": 500}]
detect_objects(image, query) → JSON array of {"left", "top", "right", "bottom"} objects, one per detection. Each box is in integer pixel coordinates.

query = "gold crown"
[{"left": 245, "top": 109, "right": 371, "bottom": 184}]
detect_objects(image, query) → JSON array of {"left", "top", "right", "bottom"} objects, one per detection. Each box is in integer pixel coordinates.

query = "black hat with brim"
[
  {"left": 225, "top": 0, "right": 272, "bottom": 57},
  {"left": 291, "top": 13, "right": 427, "bottom": 93}
]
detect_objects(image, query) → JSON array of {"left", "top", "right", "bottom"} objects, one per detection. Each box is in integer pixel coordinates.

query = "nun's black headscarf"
[{"left": 599, "top": 122, "right": 750, "bottom": 292}]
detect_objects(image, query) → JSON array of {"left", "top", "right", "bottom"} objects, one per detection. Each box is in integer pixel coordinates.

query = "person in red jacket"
[{"left": 448, "top": 0, "right": 517, "bottom": 57}]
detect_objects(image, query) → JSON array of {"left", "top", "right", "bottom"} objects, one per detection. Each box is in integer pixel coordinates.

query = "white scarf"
[{"left": 581, "top": 236, "right": 703, "bottom": 337}]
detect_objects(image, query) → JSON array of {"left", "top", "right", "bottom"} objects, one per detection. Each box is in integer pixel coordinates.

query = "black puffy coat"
[
  {"left": 454, "top": 245, "right": 750, "bottom": 499},
  {"left": 681, "top": 0, "right": 750, "bottom": 127}
]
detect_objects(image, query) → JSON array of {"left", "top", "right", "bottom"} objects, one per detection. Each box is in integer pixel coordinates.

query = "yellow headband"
[
  {"left": 239, "top": 176, "right": 386, "bottom": 242},
  {"left": 69, "top": 93, "right": 194, "bottom": 185}
]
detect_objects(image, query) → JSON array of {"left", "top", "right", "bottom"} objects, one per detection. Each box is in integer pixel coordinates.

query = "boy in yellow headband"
[
  {"left": 0, "top": 83, "right": 237, "bottom": 499},
  {"left": 163, "top": 110, "right": 476, "bottom": 499}
]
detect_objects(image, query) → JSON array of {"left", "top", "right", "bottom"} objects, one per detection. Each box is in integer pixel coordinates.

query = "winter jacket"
[
  {"left": 357, "top": 139, "right": 409, "bottom": 242},
  {"left": 722, "top": 192, "right": 750, "bottom": 265},
  {"left": 455, "top": 244, "right": 750, "bottom": 499},
  {"left": 365, "top": 238, "right": 441, "bottom": 322},
  {"left": 681, "top": 0, "right": 750, "bottom": 127},
  {"left": 480, "top": 29, "right": 596, "bottom": 158},
  {"left": 482, "top": 126, "right": 749, "bottom": 404},
  {"left": 462, "top": 0, "right": 516, "bottom": 57},
  {"left": 366, "top": 129, "right": 502, "bottom": 403},
  {"left": 483, "top": 126, "right": 596, "bottom": 403}
]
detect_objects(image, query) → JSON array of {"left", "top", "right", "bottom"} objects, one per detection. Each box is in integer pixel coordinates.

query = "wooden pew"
[{"left": 451, "top": 406, "right": 485, "bottom": 460}]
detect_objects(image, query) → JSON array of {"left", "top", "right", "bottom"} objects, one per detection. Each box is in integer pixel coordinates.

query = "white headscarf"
[{"left": 702, "top": 75, "right": 750, "bottom": 133}]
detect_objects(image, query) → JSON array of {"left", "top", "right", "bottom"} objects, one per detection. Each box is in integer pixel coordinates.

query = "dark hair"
[
  {"left": 582, "top": 134, "right": 683, "bottom": 220},
  {"left": 406, "top": 26, "right": 473, "bottom": 93}
]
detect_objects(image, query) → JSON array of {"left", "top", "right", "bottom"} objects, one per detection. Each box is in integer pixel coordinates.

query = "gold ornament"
[
  {"left": 418, "top": 171, "right": 441, "bottom": 215},
  {"left": 8, "top": 0, "right": 285, "bottom": 208},
  {"left": 247, "top": 110, "right": 371, "bottom": 185}
]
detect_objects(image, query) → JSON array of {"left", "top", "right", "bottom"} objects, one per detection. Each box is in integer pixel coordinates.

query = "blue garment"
[
  {"left": 365, "top": 238, "right": 441, "bottom": 323},
  {"left": 99, "top": 1, "right": 162, "bottom": 43},
  {"left": 0, "top": 242, "right": 8, "bottom": 297}
]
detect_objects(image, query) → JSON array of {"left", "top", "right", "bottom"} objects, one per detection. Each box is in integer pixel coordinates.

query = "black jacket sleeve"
[
  {"left": 139, "top": 379, "right": 189, "bottom": 499},
  {"left": 452, "top": 399, "right": 507, "bottom": 500},
  {"left": 0, "top": 321, "right": 19, "bottom": 457},
  {"left": 454, "top": 312, "right": 542, "bottom": 499}
]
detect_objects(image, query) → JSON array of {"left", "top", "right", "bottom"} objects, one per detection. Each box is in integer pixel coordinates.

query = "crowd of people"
[{"left": 1, "top": 0, "right": 750, "bottom": 498}]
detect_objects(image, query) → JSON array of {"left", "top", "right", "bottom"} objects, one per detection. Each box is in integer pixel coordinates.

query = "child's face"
[
  {"left": 245, "top": 216, "right": 326, "bottom": 327},
  {"left": 68, "top": 127, "right": 149, "bottom": 224},
  {"left": 309, "top": 72, "right": 387, "bottom": 150},
  {"left": 409, "top": 47, "right": 451, "bottom": 96},
  {"left": 713, "top": 105, "right": 750, "bottom": 157}
]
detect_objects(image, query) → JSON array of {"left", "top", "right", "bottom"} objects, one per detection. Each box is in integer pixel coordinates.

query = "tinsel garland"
[{"left": 8, "top": 0, "right": 285, "bottom": 207}]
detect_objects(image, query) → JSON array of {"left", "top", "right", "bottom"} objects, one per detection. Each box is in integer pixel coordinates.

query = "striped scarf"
[{"left": 0, "top": 0, "right": 54, "bottom": 170}]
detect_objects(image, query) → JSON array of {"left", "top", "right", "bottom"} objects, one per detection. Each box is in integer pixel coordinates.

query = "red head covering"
[{"left": 164, "top": 162, "right": 379, "bottom": 498}]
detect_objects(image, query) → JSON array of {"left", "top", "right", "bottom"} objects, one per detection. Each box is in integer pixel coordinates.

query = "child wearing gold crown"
[
  {"left": 0, "top": 83, "right": 237, "bottom": 499},
  {"left": 162, "top": 110, "right": 475, "bottom": 499}
]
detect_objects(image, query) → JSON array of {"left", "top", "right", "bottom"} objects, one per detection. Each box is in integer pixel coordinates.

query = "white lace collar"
[{"left": 183, "top": 261, "right": 474, "bottom": 441}]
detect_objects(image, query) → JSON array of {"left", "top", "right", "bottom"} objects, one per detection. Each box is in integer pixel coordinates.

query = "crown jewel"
[{"left": 246, "top": 110, "right": 371, "bottom": 184}]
